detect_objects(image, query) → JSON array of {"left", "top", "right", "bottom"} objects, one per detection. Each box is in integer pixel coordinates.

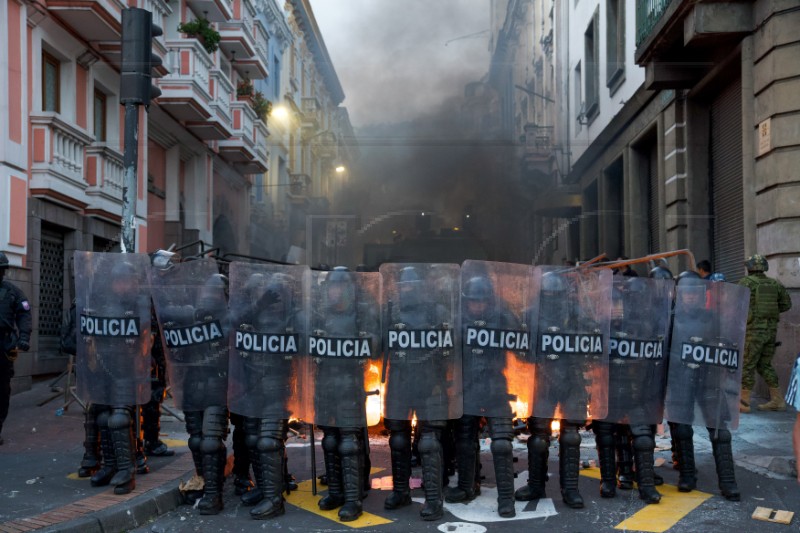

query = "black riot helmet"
[
  {"left": 266, "top": 272, "right": 293, "bottom": 313},
  {"left": 541, "top": 271, "right": 567, "bottom": 295},
  {"left": 649, "top": 265, "right": 673, "bottom": 280},
  {"left": 676, "top": 271, "right": 705, "bottom": 311},
  {"left": 462, "top": 276, "right": 493, "bottom": 319},
  {"left": 325, "top": 266, "right": 354, "bottom": 313},
  {"left": 198, "top": 273, "right": 229, "bottom": 317},
  {"left": 539, "top": 271, "right": 568, "bottom": 320},
  {"left": 398, "top": 266, "right": 423, "bottom": 310}
]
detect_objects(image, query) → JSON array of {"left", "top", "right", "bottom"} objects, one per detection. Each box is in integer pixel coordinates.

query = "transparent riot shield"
[
  {"left": 302, "top": 269, "right": 382, "bottom": 427},
  {"left": 529, "top": 266, "right": 611, "bottom": 421},
  {"left": 226, "top": 262, "right": 309, "bottom": 420},
  {"left": 75, "top": 252, "right": 151, "bottom": 406},
  {"left": 380, "top": 263, "right": 462, "bottom": 422},
  {"left": 664, "top": 279, "right": 749, "bottom": 430},
  {"left": 603, "top": 276, "right": 672, "bottom": 425},
  {"left": 460, "top": 260, "right": 533, "bottom": 419},
  {"left": 149, "top": 258, "right": 230, "bottom": 412}
]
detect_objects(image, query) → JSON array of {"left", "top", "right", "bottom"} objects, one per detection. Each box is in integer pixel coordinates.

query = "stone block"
[
  {"left": 754, "top": 41, "right": 800, "bottom": 94},
  {"left": 754, "top": 148, "right": 800, "bottom": 190},
  {"left": 753, "top": 8, "right": 800, "bottom": 62},
  {"left": 756, "top": 219, "right": 800, "bottom": 255},
  {"left": 754, "top": 78, "right": 800, "bottom": 124},
  {"left": 755, "top": 184, "right": 800, "bottom": 224}
]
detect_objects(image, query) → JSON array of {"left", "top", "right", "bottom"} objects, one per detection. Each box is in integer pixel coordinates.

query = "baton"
[{"left": 381, "top": 300, "right": 392, "bottom": 384}]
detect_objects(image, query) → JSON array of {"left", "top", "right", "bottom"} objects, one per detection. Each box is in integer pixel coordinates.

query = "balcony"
[
  {"left": 47, "top": 0, "right": 126, "bottom": 42},
  {"left": 188, "top": 69, "right": 234, "bottom": 141},
  {"left": 231, "top": 21, "right": 269, "bottom": 79},
  {"left": 84, "top": 143, "right": 124, "bottom": 223},
  {"left": 158, "top": 39, "right": 214, "bottom": 122},
  {"left": 186, "top": 0, "right": 232, "bottom": 23},
  {"left": 635, "top": 0, "right": 753, "bottom": 89},
  {"left": 288, "top": 173, "right": 311, "bottom": 199},
  {"left": 522, "top": 124, "right": 556, "bottom": 184},
  {"left": 29, "top": 113, "right": 92, "bottom": 210},
  {"left": 301, "top": 97, "right": 321, "bottom": 135},
  {"left": 218, "top": 101, "right": 268, "bottom": 173}
]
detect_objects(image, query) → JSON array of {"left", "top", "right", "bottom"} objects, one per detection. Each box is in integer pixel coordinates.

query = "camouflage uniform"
[{"left": 737, "top": 254, "right": 792, "bottom": 410}]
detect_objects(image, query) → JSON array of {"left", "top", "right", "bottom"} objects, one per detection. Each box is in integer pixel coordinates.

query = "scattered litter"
[
  {"left": 31, "top": 427, "right": 36, "bottom": 433},
  {"left": 752, "top": 506, "right": 793, "bottom": 525},
  {"left": 26, "top": 478, "right": 38, "bottom": 485},
  {"left": 9, "top": 491, "right": 19, "bottom": 498},
  {"left": 581, "top": 460, "right": 596, "bottom": 469},
  {"left": 56, "top": 408, "right": 64, "bottom": 417},
  {"left": 179, "top": 516, "right": 186, "bottom": 521},
  {"left": 654, "top": 458, "right": 666, "bottom": 467}
]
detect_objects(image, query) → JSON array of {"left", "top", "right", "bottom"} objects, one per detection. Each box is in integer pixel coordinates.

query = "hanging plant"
[
  {"left": 177, "top": 18, "right": 221, "bottom": 55},
  {"left": 236, "top": 79, "right": 254, "bottom": 98},
  {"left": 251, "top": 91, "right": 272, "bottom": 121}
]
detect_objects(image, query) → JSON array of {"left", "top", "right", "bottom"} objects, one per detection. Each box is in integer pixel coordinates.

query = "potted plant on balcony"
[
  {"left": 251, "top": 91, "right": 272, "bottom": 121},
  {"left": 236, "top": 79, "right": 254, "bottom": 101},
  {"left": 177, "top": 18, "right": 221, "bottom": 55}
]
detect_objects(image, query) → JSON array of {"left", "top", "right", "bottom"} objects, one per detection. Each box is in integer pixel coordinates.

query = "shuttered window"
[{"left": 710, "top": 79, "right": 744, "bottom": 282}]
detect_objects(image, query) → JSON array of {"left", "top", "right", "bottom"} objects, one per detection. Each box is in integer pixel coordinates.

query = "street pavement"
[{"left": 1, "top": 378, "right": 798, "bottom": 533}]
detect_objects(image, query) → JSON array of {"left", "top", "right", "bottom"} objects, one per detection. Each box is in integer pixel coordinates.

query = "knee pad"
[
  {"left": 708, "top": 428, "right": 731, "bottom": 444},
  {"left": 559, "top": 426, "right": 581, "bottom": 447},
  {"left": 201, "top": 437, "right": 223, "bottom": 454},
  {"left": 490, "top": 437, "right": 513, "bottom": 455},
  {"left": 201, "top": 406, "right": 229, "bottom": 439},
  {"left": 339, "top": 432, "right": 360, "bottom": 457},
  {"left": 108, "top": 409, "right": 131, "bottom": 430},
  {"left": 628, "top": 424, "right": 651, "bottom": 439},
  {"left": 670, "top": 423, "right": 693, "bottom": 441},
  {"left": 418, "top": 431, "right": 441, "bottom": 455},
  {"left": 488, "top": 418, "right": 514, "bottom": 442},
  {"left": 188, "top": 435, "right": 202, "bottom": 454},
  {"left": 632, "top": 434, "right": 655, "bottom": 452},
  {"left": 530, "top": 434, "right": 550, "bottom": 453},
  {"left": 184, "top": 411, "right": 204, "bottom": 436},
  {"left": 256, "top": 435, "right": 282, "bottom": 453},
  {"left": 96, "top": 409, "right": 110, "bottom": 428},
  {"left": 389, "top": 428, "right": 411, "bottom": 452},
  {"left": 322, "top": 430, "right": 340, "bottom": 454}
]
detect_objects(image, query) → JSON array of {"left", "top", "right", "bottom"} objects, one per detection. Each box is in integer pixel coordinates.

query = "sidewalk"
[{"left": 0, "top": 378, "right": 797, "bottom": 532}]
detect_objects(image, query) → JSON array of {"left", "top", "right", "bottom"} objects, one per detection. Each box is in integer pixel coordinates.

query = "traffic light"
[{"left": 120, "top": 7, "right": 162, "bottom": 106}]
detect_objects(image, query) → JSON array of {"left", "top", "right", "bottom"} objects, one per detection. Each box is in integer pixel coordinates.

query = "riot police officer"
[{"left": 0, "top": 251, "right": 32, "bottom": 445}]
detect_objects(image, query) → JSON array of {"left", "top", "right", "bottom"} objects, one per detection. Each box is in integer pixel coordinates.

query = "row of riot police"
[{"left": 74, "top": 252, "right": 749, "bottom": 521}]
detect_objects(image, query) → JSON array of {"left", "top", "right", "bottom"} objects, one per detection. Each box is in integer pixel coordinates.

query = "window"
[
  {"left": 584, "top": 10, "right": 599, "bottom": 122},
  {"left": 574, "top": 61, "right": 582, "bottom": 125},
  {"left": 606, "top": 0, "right": 625, "bottom": 93},
  {"left": 42, "top": 51, "right": 60, "bottom": 113},
  {"left": 93, "top": 89, "right": 106, "bottom": 142},
  {"left": 273, "top": 57, "right": 281, "bottom": 97}
]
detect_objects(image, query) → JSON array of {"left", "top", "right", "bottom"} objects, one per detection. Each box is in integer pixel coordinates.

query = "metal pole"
[
  {"left": 310, "top": 423, "right": 317, "bottom": 495},
  {"left": 121, "top": 102, "right": 140, "bottom": 253}
]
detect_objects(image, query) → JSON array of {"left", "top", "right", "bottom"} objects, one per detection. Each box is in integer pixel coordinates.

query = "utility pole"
[{"left": 120, "top": 7, "right": 162, "bottom": 252}]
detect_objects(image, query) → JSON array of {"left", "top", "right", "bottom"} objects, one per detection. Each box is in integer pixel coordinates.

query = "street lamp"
[{"left": 335, "top": 165, "right": 346, "bottom": 174}]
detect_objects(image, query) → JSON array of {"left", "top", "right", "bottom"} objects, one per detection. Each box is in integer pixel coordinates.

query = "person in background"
[
  {"left": 0, "top": 251, "right": 32, "bottom": 445},
  {"left": 738, "top": 254, "right": 792, "bottom": 413},
  {"left": 696, "top": 260, "right": 712, "bottom": 280}
]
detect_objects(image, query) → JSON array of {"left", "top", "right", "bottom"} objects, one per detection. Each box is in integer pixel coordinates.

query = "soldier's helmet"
[
  {"left": 0, "top": 251, "right": 8, "bottom": 269},
  {"left": 462, "top": 276, "right": 494, "bottom": 319},
  {"left": 325, "top": 266, "right": 354, "bottom": 312},
  {"left": 745, "top": 254, "right": 768, "bottom": 273}
]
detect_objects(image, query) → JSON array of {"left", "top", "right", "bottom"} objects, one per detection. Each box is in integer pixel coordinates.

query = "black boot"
[
  {"left": 384, "top": 422, "right": 412, "bottom": 510},
  {"left": 492, "top": 436, "right": 516, "bottom": 518},
  {"left": 671, "top": 424, "right": 696, "bottom": 492},
  {"left": 446, "top": 416, "right": 479, "bottom": 503},
  {"left": 339, "top": 432, "right": 363, "bottom": 522},
  {"left": 710, "top": 429, "right": 740, "bottom": 502},
  {"left": 232, "top": 418, "right": 253, "bottom": 496},
  {"left": 615, "top": 430, "right": 634, "bottom": 491},
  {"left": 183, "top": 411, "right": 205, "bottom": 506},
  {"left": 198, "top": 445, "right": 225, "bottom": 515},
  {"left": 419, "top": 427, "right": 444, "bottom": 521},
  {"left": 594, "top": 422, "right": 616, "bottom": 498},
  {"left": 515, "top": 432, "right": 549, "bottom": 501},
  {"left": 559, "top": 426, "right": 584, "bottom": 509},
  {"left": 91, "top": 411, "right": 117, "bottom": 487},
  {"left": 108, "top": 409, "right": 135, "bottom": 495},
  {"left": 136, "top": 439, "right": 149, "bottom": 475},
  {"left": 318, "top": 431, "right": 345, "bottom": 510},
  {"left": 632, "top": 433, "right": 661, "bottom": 504},
  {"left": 251, "top": 446, "right": 286, "bottom": 519},
  {"left": 79, "top": 406, "right": 101, "bottom": 478}
]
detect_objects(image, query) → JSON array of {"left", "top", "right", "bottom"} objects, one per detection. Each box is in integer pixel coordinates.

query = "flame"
[
  {"left": 509, "top": 397, "right": 528, "bottom": 418},
  {"left": 551, "top": 420, "right": 561, "bottom": 433},
  {"left": 411, "top": 415, "right": 418, "bottom": 428},
  {"left": 365, "top": 363, "right": 384, "bottom": 427}
]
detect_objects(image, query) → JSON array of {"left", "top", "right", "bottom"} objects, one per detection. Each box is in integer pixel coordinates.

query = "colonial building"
[{"left": 0, "top": 0, "right": 350, "bottom": 387}]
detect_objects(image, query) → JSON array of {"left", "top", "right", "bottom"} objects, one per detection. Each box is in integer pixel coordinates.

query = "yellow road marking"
[
  {"left": 285, "top": 468, "right": 393, "bottom": 529},
  {"left": 579, "top": 467, "right": 713, "bottom": 533},
  {"left": 161, "top": 438, "right": 187, "bottom": 448}
]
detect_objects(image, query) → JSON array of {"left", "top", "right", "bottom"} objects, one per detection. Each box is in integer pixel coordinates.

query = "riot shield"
[
  {"left": 664, "top": 279, "right": 749, "bottom": 430},
  {"left": 603, "top": 276, "right": 672, "bottom": 425},
  {"left": 460, "top": 260, "right": 534, "bottom": 419},
  {"left": 302, "top": 269, "right": 382, "bottom": 427},
  {"left": 380, "top": 263, "right": 462, "bottom": 422},
  {"left": 529, "top": 266, "right": 611, "bottom": 421},
  {"left": 75, "top": 252, "right": 151, "bottom": 406},
  {"left": 149, "top": 258, "right": 230, "bottom": 412},
  {"left": 227, "top": 262, "right": 309, "bottom": 420}
]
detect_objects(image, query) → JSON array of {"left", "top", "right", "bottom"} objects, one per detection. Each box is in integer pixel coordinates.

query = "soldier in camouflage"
[{"left": 737, "top": 254, "right": 792, "bottom": 413}]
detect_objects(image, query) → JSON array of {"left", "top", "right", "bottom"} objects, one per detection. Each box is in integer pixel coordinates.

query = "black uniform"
[{"left": 0, "top": 254, "right": 33, "bottom": 444}]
